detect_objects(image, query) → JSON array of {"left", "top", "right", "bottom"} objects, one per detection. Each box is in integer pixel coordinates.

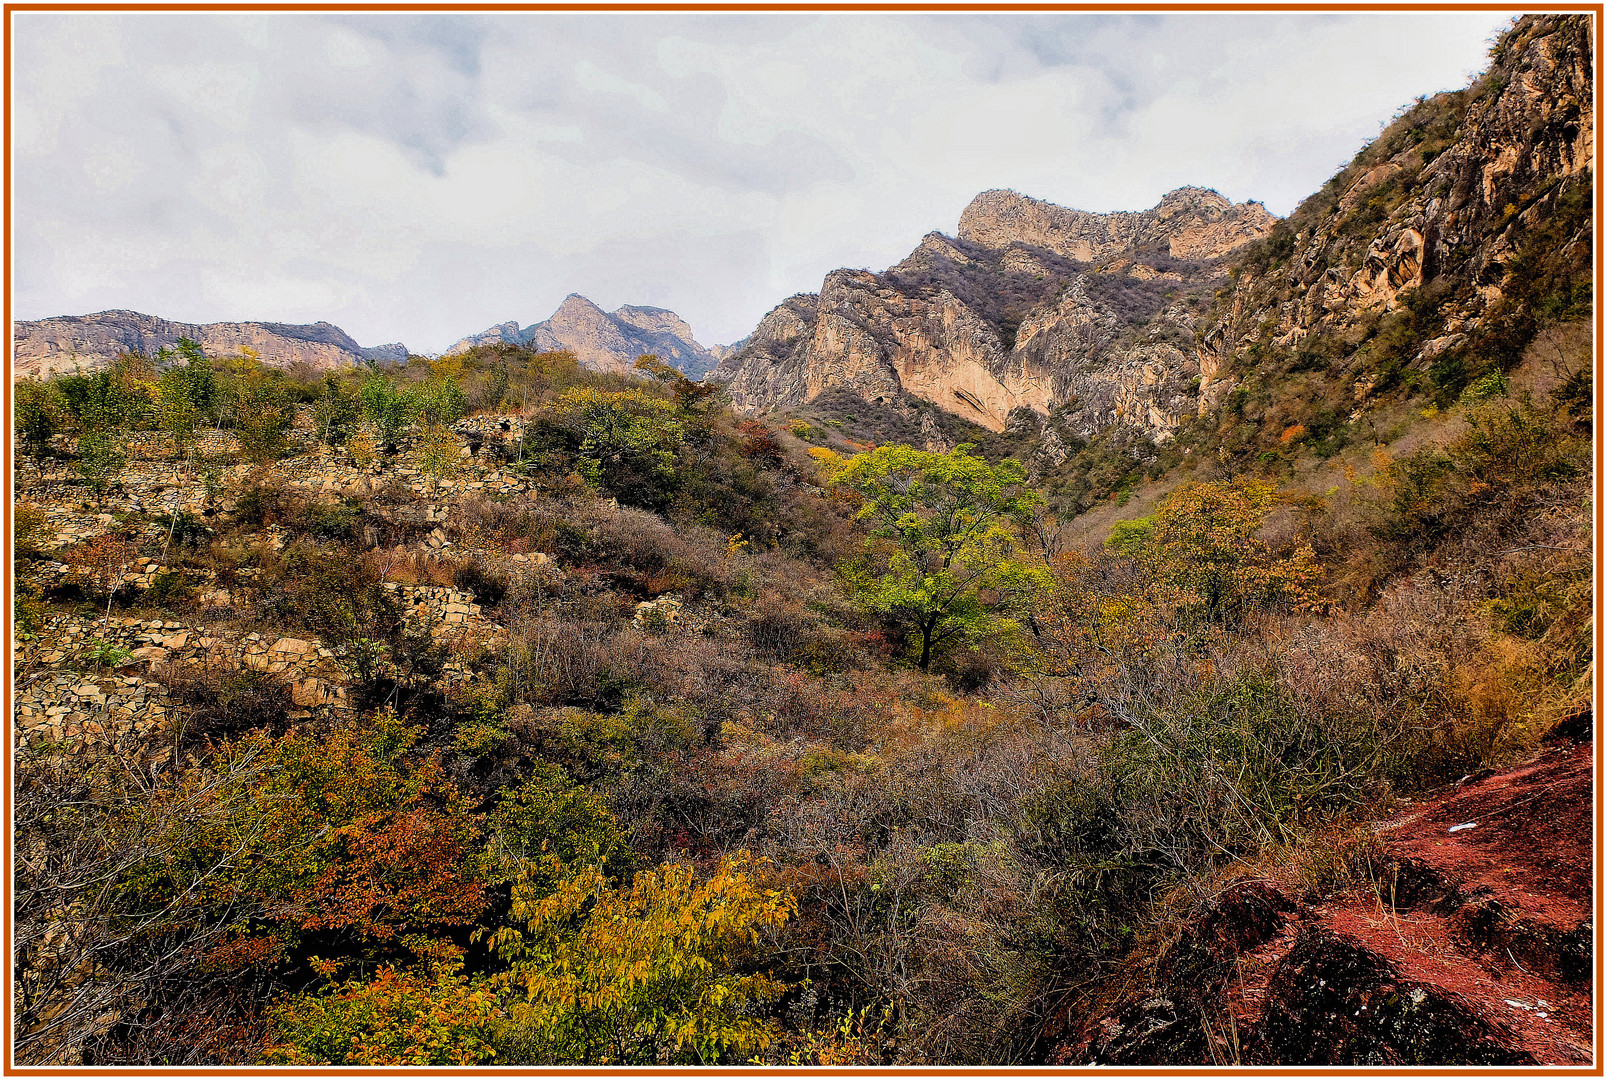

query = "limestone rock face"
[
  {"left": 1202, "top": 14, "right": 1593, "bottom": 413},
  {"left": 719, "top": 16, "right": 1589, "bottom": 454},
  {"left": 12, "top": 310, "right": 406, "bottom": 380},
  {"left": 716, "top": 187, "right": 1248, "bottom": 439},
  {"left": 958, "top": 186, "right": 1276, "bottom": 263},
  {"left": 447, "top": 294, "right": 721, "bottom": 378}
]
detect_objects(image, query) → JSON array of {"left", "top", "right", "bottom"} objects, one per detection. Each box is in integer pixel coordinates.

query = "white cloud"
[{"left": 12, "top": 10, "right": 1520, "bottom": 351}]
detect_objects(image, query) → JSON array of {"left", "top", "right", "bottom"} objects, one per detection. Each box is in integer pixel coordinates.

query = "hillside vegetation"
[{"left": 10, "top": 15, "right": 1594, "bottom": 1068}]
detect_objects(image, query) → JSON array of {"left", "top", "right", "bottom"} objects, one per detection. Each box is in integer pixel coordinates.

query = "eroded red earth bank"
[{"left": 1063, "top": 735, "right": 1595, "bottom": 1066}]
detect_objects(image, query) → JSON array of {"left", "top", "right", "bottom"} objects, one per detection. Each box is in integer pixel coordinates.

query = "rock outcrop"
[
  {"left": 12, "top": 310, "right": 406, "bottom": 380},
  {"left": 716, "top": 15, "right": 1589, "bottom": 458},
  {"left": 715, "top": 188, "right": 1264, "bottom": 438},
  {"left": 447, "top": 294, "right": 722, "bottom": 378},
  {"left": 958, "top": 186, "right": 1275, "bottom": 263},
  {"left": 1199, "top": 14, "right": 1592, "bottom": 415}
]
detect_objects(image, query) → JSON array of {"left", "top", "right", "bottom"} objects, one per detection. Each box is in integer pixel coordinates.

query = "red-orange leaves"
[
  {"left": 297, "top": 801, "right": 487, "bottom": 940},
  {"left": 119, "top": 711, "right": 488, "bottom": 968}
]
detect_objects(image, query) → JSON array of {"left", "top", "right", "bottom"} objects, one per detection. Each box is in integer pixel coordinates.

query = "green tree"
[
  {"left": 360, "top": 373, "right": 417, "bottom": 443},
  {"left": 155, "top": 337, "right": 217, "bottom": 420},
  {"left": 266, "top": 960, "right": 500, "bottom": 1066},
  {"left": 157, "top": 351, "right": 217, "bottom": 458},
  {"left": 232, "top": 382, "right": 292, "bottom": 464},
  {"left": 74, "top": 430, "right": 128, "bottom": 500},
  {"left": 825, "top": 444, "right": 1047, "bottom": 670},
  {"left": 56, "top": 365, "right": 144, "bottom": 433},
  {"left": 311, "top": 376, "right": 361, "bottom": 445},
  {"left": 411, "top": 375, "right": 467, "bottom": 427},
  {"left": 486, "top": 761, "right": 637, "bottom": 888},
  {"left": 15, "top": 381, "right": 60, "bottom": 464},
  {"left": 552, "top": 387, "right": 684, "bottom": 499}
]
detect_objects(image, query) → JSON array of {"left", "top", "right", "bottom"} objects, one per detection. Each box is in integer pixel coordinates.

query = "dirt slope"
[{"left": 1063, "top": 736, "right": 1595, "bottom": 1066}]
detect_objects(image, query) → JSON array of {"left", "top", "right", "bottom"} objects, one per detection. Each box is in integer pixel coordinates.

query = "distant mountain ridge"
[
  {"left": 12, "top": 310, "right": 407, "bottom": 380},
  {"left": 447, "top": 295, "right": 722, "bottom": 378}
]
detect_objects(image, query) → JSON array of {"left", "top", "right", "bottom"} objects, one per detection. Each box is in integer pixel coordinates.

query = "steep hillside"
[
  {"left": 715, "top": 187, "right": 1272, "bottom": 437},
  {"left": 12, "top": 310, "right": 407, "bottom": 380},
  {"left": 718, "top": 14, "right": 1591, "bottom": 524},
  {"left": 1197, "top": 12, "right": 1592, "bottom": 455},
  {"left": 447, "top": 294, "right": 721, "bottom": 377}
]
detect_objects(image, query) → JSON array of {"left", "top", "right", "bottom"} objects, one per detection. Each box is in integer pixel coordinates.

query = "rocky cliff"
[
  {"left": 12, "top": 310, "right": 407, "bottom": 380},
  {"left": 958, "top": 186, "right": 1276, "bottom": 263},
  {"left": 714, "top": 187, "right": 1272, "bottom": 439},
  {"left": 1199, "top": 13, "right": 1593, "bottom": 424},
  {"left": 716, "top": 15, "right": 1590, "bottom": 478},
  {"left": 447, "top": 294, "right": 721, "bottom": 378}
]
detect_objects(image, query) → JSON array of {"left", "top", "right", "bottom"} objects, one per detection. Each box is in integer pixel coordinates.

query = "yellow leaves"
[
  {"left": 416, "top": 422, "right": 461, "bottom": 484},
  {"left": 632, "top": 354, "right": 681, "bottom": 383},
  {"left": 429, "top": 355, "right": 466, "bottom": 383},
  {"left": 345, "top": 427, "right": 379, "bottom": 468},
  {"left": 1141, "top": 479, "right": 1323, "bottom": 623},
  {"left": 491, "top": 852, "right": 795, "bottom": 1064}
]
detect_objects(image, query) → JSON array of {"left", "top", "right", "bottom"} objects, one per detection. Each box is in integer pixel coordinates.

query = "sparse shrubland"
[
  {"left": 13, "top": 312, "right": 1587, "bottom": 1065},
  {"left": 11, "top": 16, "right": 1593, "bottom": 1064}
]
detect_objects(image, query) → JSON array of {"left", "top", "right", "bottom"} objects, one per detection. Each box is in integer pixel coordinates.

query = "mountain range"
[
  {"left": 11, "top": 311, "right": 408, "bottom": 381},
  {"left": 10, "top": 296, "right": 730, "bottom": 383},
  {"left": 12, "top": 13, "right": 1592, "bottom": 479}
]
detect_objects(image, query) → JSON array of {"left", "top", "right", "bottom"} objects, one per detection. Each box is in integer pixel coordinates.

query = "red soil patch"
[
  {"left": 1068, "top": 740, "right": 1596, "bottom": 1066},
  {"left": 1306, "top": 739, "right": 1595, "bottom": 1066},
  {"left": 1380, "top": 740, "right": 1592, "bottom": 934}
]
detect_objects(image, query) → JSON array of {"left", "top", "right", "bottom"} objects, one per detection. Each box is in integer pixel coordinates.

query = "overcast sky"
[{"left": 13, "top": 11, "right": 1518, "bottom": 352}]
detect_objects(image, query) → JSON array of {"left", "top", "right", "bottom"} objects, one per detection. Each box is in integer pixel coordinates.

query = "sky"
[{"left": 12, "top": 10, "right": 1519, "bottom": 353}]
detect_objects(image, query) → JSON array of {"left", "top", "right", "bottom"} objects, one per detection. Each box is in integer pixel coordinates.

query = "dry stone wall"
[{"left": 15, "top": 417, "right": 549, "bottom": 758}]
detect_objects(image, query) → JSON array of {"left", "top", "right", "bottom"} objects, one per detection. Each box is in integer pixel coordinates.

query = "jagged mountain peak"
[
  {"left": 554, "top": 293, "right": 606, "bottom": 314},
  {"left": 713, "top": 182, "right": 1273, "bottom": 434},
  {"left": 446, "top": 294, "right": 721, "bottom": 379},
  {"left": 958, "top": 186, "right": 1276, "bottom": 262}
]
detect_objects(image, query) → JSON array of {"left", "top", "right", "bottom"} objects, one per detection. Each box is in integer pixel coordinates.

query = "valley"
[{"left": 9, "top": 13, "right": 1595, "bottom": 1069}]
